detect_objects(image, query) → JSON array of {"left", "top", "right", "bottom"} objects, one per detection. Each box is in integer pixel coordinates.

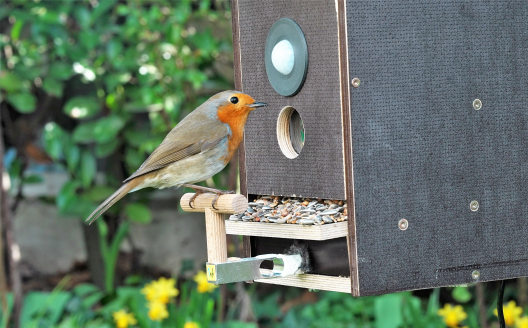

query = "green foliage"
[
  {"left": 18, "top": 276, "right": 230, "bottom": 328},
  {"left": 0, "top": 0, "right": 233, "bottom": 296},
  {"left": 250, "top": 289, "right": 451, "bottom": 328},
  {"left": 0, "top": 0, "right": 233, "bottom": 221},
  {"left": 452, "top": 286, "right": 472, "bottom": 303},
  {"left": 125, "top": 203, "right": 152, "bottom": 224}
]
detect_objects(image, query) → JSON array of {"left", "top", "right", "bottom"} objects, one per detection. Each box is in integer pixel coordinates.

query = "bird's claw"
[
  {"left": 188, "top": 190, "right": 203, "bottom": 209},
  {"left": 211, "top": 190, "right": 234, "bottom": 210}
]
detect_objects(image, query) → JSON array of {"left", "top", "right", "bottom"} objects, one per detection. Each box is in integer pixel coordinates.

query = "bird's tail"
[{"left": 86, "top": 178, "right": 141, "bottom": 225}]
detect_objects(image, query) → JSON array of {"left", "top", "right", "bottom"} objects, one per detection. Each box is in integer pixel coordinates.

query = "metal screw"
[
  {"left": 470, "top": 200, "right": 479, "bottom": 212},
  {"left": 398, "top": 218, "right": 408, "bottom": 231},
  {"left": 351, "top": 78, "right": 361, "bottom": 88},
  {"left": 473, "top": 99, "right": 482, "bottom": 110},
  {"left": 472, "top": 270, "right": 480, "bottom": 280}
]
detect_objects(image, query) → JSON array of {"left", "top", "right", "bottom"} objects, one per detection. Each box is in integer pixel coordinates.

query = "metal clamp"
[{"left": 206, "top": 254, "right": 303, "bottom": 284}]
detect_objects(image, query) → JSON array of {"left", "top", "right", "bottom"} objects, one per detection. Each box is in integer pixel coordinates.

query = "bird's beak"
[{"left": 248, "top": 101, "right": 268, "bottom": 108}]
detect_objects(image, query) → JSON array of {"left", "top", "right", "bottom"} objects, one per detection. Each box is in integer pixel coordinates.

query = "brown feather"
[
  {"left": 123, "top": 114, "right": 228, "bottom": 183},
  {"left": 86, "top": 175, "right": 147, "bottom": 224}
]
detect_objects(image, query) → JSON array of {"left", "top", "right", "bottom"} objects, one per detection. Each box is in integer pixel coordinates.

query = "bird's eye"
[{"left": 230, "top": 96, "right": 239, "bottom": 104}]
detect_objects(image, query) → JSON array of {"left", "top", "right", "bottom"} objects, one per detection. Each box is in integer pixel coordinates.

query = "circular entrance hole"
[{"left": 277, "top": 106, "right": 305, "bottom": 158}]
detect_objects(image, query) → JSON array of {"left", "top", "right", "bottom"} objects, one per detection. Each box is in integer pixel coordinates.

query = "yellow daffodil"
[
  {"left": 438, "top": 304, "right": 467, "bottom": 328},
  {"left": 193, "top": 270, "right": 218, "bottom": 293},
  {"left": 517, "top": 316, "right": 528, "bottom": 328},
  {"left": 494, "top": 301, "right": 523, "bottom": 326},
  {"left": 112, "top": 310, "right": 137, "bottom": 328},
  {"left": 184, "top": 322, "right": 200, "bottom": 328},
  {"left": 147, "top": 301, "right": 169, "bottom": 322},
  {"left": 141, "top": 277, "right": 179, "bottom": 304}
]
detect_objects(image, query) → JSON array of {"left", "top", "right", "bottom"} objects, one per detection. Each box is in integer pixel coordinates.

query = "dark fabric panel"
[
  {"left": 347, "top": 1, "right": 528, "bottom": 295},
  {"left": 238, "top": 0, "right": 345, "bottom": 199},
  {"left": 251, "top": 237, "right": 350, "bottom": 276}
]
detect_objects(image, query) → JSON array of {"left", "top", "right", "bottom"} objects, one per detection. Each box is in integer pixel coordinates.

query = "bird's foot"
[
  {"left": 182, "top": 184, "right": 235, "bottom": 210},
  {"left": 211, "top": 189, "right": 235, "bottom": 210},
  {"left": 187, "top": 189, "right": 204, "bottom": 209}
]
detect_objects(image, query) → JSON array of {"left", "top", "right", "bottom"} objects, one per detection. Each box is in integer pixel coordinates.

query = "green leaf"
[
  {"left": 6, "top": 93, "right": 37, "bottom": 113},
  {"left": 43, "top": 123, "right": 66, "bottom": 160},
  {"left": 125, "top": 147, "right": 144, "bottom": 174},
  {"left": 23, "top": 174, "right": 43, "bottom": 184},
  {"left": 64, "top": 143, "right": 81, "bottom": 173},
  {"left": 49, "top": 62, "right": 72, "bottom": 80},
  {"left": 72, "top": 283, "right": 100, "bottom": 297},
  {"left": 95, "top": 139, "right": 120, "bottom": 158},
  {"left": 74, "top": 6, "right": 91, "bottom": 30},
  {"left": 375, "top": 293, "right": 403, "bottom": 328},
  {"left": 91, "top": 0, "right": 116, "bottom": 21},
  {"left": 57, "top": 181, "right": 81, "bottom": 214},
  {"left": 0, "top": 72, "right": 27, "bottom": 92},
  {"left": 93, "top": 115, "right": 125, "bottom": 143},
  {"left": 42, "top": 78, "right": 63, "bottom": 97},
  {"left": 83, "top": 186, "right": 115, "bottom": 202},
  {"left": 125, "top": 203, "right": 152, "bottom": 223},
  {"left": 106, "top": 39, "right": 123, "bottom": 60},
  {"left": 20, "top": 291, "right": 71, "bottom": 327},
  {"left": 452, "top": 286, "right": 472, "bottom": 303},
  {"left": 11, "top": 19, "right": 24, "bottom": 41},
  {"left": 81, "top": 291, "right": 105, "bottom": 309},
  {"left": 72, "top": 121, "right": 98, "bottom": 144},
  {"left": 64, "top": 96, "right": 100, "bottom": 119},
  {"left": 80, "top": 151, "right": 96, "bottom": 188},
  {"left": 78, "top": 31, "right": 99, "bottom": 50}
]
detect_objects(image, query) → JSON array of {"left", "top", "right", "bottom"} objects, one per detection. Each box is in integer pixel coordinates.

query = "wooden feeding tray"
[
  {"left": 225, "top": 221, "right": 348, "bottom": 241},
  {"left": 255, "top": 270, "right": 351, "bottom": 293}
]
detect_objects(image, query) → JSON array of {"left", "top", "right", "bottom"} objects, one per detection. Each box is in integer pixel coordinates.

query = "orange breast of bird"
[{"left": 216, "top": 102, "right": 250, "bottom": 164}]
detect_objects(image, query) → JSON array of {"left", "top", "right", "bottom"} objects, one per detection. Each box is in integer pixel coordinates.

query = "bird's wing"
[{"left": 123, "top": 114, "right": 229, "bottom": 183}]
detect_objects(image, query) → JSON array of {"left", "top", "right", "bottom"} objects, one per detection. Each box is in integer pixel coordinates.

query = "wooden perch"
[
  {"left": 180, "top": 193, "right": 248, "bottom": 264},
  {"left": 180, "top": 193, "right": 247, "bottom": 214}
]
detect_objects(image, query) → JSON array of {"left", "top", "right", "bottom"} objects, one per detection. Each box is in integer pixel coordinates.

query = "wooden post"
[
  {"left": 205, "top": 208, "right": 227, "bottom": 263},
  {"left": 180, "top": 193, "right": 247, "bottom": 264}
]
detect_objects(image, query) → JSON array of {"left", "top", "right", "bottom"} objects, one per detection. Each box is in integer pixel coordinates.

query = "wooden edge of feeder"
[
  {"left": 225, "top": 221, "right": 348, "bottom": 241},
  {"left": 255, "top": 272, "right": 351, "bottom": 293},
  {"left": 180, "top": 193, "right": 248, "bottom": 214}
]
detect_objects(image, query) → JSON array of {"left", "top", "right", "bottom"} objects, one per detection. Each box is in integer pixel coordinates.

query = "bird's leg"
[
  {"left": 182, "top": 184, "right": 235, "bottom": 210},
  {"left": 187, "top": 188, "right": 204, "bottom": 209}
]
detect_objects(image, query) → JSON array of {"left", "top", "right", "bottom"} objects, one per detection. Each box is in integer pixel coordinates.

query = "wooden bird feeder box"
[{"left": 207, "top": 0, "right": 528, "bottom": 296}]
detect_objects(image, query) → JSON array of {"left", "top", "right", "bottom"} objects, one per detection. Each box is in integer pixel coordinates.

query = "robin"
[{"left": 86, "top": 90, "right": 267, "bottom": 224}]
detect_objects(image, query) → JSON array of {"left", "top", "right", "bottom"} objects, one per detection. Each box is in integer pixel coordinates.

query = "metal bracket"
[{"left": 206, "top": 254, "right": 303, "bottom": 284}]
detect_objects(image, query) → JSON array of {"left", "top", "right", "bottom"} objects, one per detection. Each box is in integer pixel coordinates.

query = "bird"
[{"left": 86, "top": 90, "right": 267, "bottom": 224}]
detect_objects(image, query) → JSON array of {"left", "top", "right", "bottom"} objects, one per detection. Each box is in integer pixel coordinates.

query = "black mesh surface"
[
  {"left": 347, "top": 1, "right": 528, "bottom": 295},
  {"left": 237, "top": 0, "right": 345, "bottom": 200}
]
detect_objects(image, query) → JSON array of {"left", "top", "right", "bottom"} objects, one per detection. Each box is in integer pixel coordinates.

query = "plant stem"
[{"left": 475, "top": 283, "right": 488, "bottom": 328}]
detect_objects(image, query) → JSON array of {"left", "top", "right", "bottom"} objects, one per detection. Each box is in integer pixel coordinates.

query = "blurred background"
[{"left": 0, "top": 1, "right": 523, "bottom": 327}]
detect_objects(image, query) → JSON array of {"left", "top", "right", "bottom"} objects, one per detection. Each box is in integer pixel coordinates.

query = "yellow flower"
[
  {"left": 438, "top": 304, "right": 467, "bottom": 328},
  {"left": 494, "top": 301, "right": 523, "bottom": 326},
  {"left": 193, "top": 270, "right": 218, "bottom": 293},
  {"left": 112, "top": 310, "right": 137, "bottom": 328},
  {"left": 147, "top": 301, "right": 169, "bottom": 322},
  {"left": 517, "top": 316, "right": 528, "bottom": 328},
  {"left": 184, "top": 322, "right": 200, "bottom": 328},
  {"left": 141, "top": 277, "right": 179, "bottom": 304}
]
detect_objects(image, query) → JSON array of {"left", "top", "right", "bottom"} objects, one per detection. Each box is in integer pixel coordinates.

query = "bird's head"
[
  {"left": 215, "top": 91, "right": 267, "bottom": 116},
  {"left": 209, "top": 91, "right": 267, "bottom": 127}
]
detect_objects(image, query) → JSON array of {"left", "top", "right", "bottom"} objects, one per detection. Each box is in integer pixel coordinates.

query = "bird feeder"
[{"left": 219, "top": 0, "right": 528, "bottom": 296}]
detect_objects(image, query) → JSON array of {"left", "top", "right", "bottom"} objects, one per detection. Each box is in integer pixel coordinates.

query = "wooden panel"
[
  {"left": 237, "top": 0, "right": 345, "bottom": 200},
  {"left": 347, "top": 0, "right": 528, "bottom": 295},
  {"left": 226, "top": 221, "right": 348, "bottom": 240},
  {"left": 256, "top": 272, "right": 351, "bottom": 293}
]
